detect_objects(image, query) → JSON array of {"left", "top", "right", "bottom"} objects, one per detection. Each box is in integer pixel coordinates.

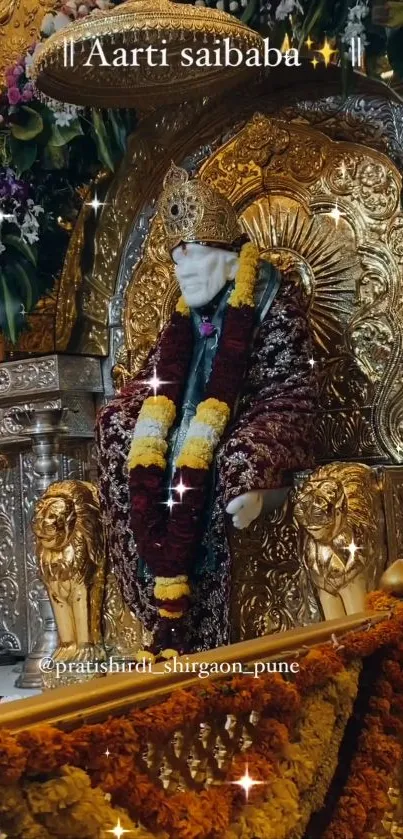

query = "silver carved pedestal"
[
  {"left": 0, "top": 355, "right": 103, "bottom": 681},
  {"left": 14, "top": 407, "right": 68, "bottom": 689}
]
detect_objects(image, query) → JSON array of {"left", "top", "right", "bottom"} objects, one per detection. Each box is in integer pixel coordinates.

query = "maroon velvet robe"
[{"left": 96, "top": 274, "right": 318, "bottom": 651}]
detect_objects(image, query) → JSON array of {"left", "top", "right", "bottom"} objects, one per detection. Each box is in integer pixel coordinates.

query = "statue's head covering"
[{"left": 158, "top": 163, "right": 241, "bottom": 252}]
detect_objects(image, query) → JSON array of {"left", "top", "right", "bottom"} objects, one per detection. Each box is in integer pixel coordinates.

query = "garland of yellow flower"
[
  {"left": 127, "top": 242, "right": 261, "bottom": 632},
  {"left": 223, "top": 663, "right": 360, "bottom": 839},
  {"left": 0, "top": 667, "right": 358, "bottom": 839},
  {"left": 127, "top": 244, "right": 258, "bottom": 476},
  {"left": 1, "top": 599, "right": 403, "bottom": 839},
  {"left": 0, "top": 765, "right": 162, "bottom": 839}
]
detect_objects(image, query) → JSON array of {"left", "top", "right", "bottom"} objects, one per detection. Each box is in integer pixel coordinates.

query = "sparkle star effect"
[
  {"left": 106, "top": 818, "right": 132, "bottom": 837},
  {"left": 163, "top": 495, "right": 179, "bottom": 513},
  {"left": 230, "top": 765, "right": 265, "bottom": 800},
  {"left": 85, "top": 191, "right": 106, "bottom": 216},
  {"left": 145, "top": 367, "right": 171, "bottom": 397},
  {"left": 0, "top": 210, "right": 15, "bottom": 224},
  {"left": 172, "top": 477, "right": 190, "bottom": 501},
  {"left": 345, "top": 539, "right": 361, "bottom": 561},
  {"left": 316, "top": 37, "right": 338, "bottom": 67},
  {"left": 311, "top": 56, "right": 319, "bottom": 69},
  {"left": 308, "top": 357, "right": 316, "bottom": 368},
  {"left": 305, "top": 34, "right": 314, "bottom": 50},
  {"left": 328, "top": 204, "right": 342, "bottom": 226},
  {"left": 104, "top": 747, "right": 111, "bottom": 758}
]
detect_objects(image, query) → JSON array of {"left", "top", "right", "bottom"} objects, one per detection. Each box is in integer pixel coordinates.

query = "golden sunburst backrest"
[{"left": 124, "top": 113, "right": 403, "bottom": 464}]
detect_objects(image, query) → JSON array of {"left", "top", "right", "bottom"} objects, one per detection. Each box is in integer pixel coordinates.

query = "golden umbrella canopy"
[{"left": 32, "top": 0, "right": 264, "bottom": 108}]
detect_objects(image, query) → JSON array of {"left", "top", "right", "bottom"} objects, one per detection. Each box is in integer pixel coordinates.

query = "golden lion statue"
[
  {"left": 293, "top": 462, "right": 386, "bottom": 620},
  {"left": 32, "top": 481, "right": 106, "bottom": 664}
]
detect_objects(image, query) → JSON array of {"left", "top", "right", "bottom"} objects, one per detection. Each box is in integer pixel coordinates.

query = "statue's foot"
[
  {"left": 52, "top": 643, "right": 78, "bottom": 662},
  {"left": 74, "top": 643, "right": 107, "bottom": 663}
]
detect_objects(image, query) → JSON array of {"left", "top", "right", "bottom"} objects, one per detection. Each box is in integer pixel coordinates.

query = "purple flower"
[
  {"left": 199, "top": 320, "right": 216, "bottom": 338},
  {"left": 7, "top": 87, "right": 21, "bottom": 105},
  {"left": 12, "top": 65, "right": 24, "bottom": 78}
]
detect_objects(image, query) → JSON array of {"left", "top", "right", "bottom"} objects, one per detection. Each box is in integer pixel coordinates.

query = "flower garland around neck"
[{"left": 127, "top": 242, "right": 260, "bottom": 648}]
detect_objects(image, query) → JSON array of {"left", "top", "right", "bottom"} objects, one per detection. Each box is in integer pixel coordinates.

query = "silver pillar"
[{"left": 14, "top": 407, "right": 69, "bottom": 689}]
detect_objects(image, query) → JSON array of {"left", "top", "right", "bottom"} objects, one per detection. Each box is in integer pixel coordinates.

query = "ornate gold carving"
[
  {"left": 55, "top": 187, "right": 91, "bottom": 353},
  {"left": 32, "top": 480, "right": 147, "bottom": 683},
  {"left": 6, "top": 283, "right": 58, "bottom": 356},
  {"left": 32, "top": 481, "right": 106, "bottom": 678},
  {"left": 34, "top": 0, "right": 263, "bottom": 108},
  {"left": 103, "top": 570, "right": 148, "bottom": 659},
  {"left": 293, "top": 462, "right": 386, "bottom": 620},
  {"left": 0, "top": 0, "right": 54, "bottom": 77},
  {"left": 122, "top": 112, "right": 403, "bottom": 462},
  {"left": 55, "top": 172, "right": 111, "bottom": 354},
  {"left": 383, "top": 467, "right": 403, "bottom": 565},
  {"left": 125, "top": 217, "right": 180, "bottom": 376},
  {"left": 229, "top": 496, "right": 320, "bottom": 641},
  {"left": 158, "top": 162, "right": 241, "bottom": 251}
]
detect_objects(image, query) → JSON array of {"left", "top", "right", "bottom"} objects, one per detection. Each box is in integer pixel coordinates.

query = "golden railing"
[{"left": 0, "top": 611, "right": 386, "bottom": 735}]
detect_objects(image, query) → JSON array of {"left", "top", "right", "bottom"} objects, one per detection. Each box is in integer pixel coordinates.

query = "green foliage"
[
  {"left": 0, "top": 102, "right": 135, "bottom": 343},
  {"left": 10, "top": 106, "right": 44, "bottom": 141}
]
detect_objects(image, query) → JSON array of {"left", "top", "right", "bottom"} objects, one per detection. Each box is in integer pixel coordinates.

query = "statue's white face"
[{"left": 172, "top": 242, "right": 239, "bottom": 308}]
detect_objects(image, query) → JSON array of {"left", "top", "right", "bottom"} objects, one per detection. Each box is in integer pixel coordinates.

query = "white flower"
[
  {"left": 40, "top": 12, "right": 55, "bottom": 36},
  {"left": 194, "top": 0, "right": 206, "bottom": 5},
  {"left": 21, "top": 212, "right": 40, "bottom": 244},
  {"left": 275, "top": 0, "right": 303, "bottom": 20},
  {"left": 53, "top": 110, "right": 76, "bottom": 128},
  {"left": 54, "top": 11, "right": 72, "bottom": 31},
  {"left": 342, "top": 0, "right": 369, "bottom": 45},
  {"left": 349, "top": 1, "right": 368, "bottom": 19},
  {"left": 27, "top": 200, "right": 44, "bottom": 217},
  {"left": 0, "top": 242, "right": 5, "bottom": 255}
]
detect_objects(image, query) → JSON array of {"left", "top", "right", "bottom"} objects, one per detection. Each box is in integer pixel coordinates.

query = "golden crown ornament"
[{"left": 159, "top": 163, "right": 241, "bottom": 250}]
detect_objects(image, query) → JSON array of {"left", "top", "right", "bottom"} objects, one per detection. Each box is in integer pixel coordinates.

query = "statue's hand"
[
  {"left": 226, "top": 491, "right": 263, "bottom": 530},
  {"left": 226, "top": 488, "right": 291, "bottom": 529}
]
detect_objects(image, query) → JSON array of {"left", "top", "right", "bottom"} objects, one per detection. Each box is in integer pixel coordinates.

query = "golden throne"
[{"left": 34, "top": 84, "right": 403, "bottom": 657}]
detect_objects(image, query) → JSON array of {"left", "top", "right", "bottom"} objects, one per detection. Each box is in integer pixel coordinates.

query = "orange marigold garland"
[
  {"left": 0, "top": 593, "right": 403, "bottom": 839},
  {"left": 314, "top": 644, "right": 403, "bottom": 839}
]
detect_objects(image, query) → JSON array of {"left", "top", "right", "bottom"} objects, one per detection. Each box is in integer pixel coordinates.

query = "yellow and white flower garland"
[{"left": 127, "top": 243, "right": 260, "bottom": 619}]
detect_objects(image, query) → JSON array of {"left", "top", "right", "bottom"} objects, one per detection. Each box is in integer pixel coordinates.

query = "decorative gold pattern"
[
  {"left": 124, "top": 113, "right": 403, "bottom": 462},
  {"left": 229, "top": 496, "right": 320, "bottom": 641},
  {"left": 158, "top": 162, "right": 241, "bottom": 251},
  {"left": 0, "top": 611, "right": 382, "bottom": 730},
  {"left": 32, "top": 481, "right": 106, "bottom": 682},
  {"left": 55, "top": 171, "right": 111, "bottom": 353},
  {"left": 32, "top": 479, "right": 148, "bottom": 681},
  {"left": 103, "top": 570, "right": 150, "bottom": 659},
  {"left": 0, "top": 0, "right": 54, "bottom": 78},
  {"left": 6, "top": 283, "right": 58, "bottom": 356},
  {"left": 33, "top": 0, "right": 263, "bottom": 108},
  {"left": 59, "top": 90, "right": 403, "bottom": 360},
  {"left": 383, "top": 467, "right": 403, "bottom": 564},
  {"left": 293, "top": 463, "right": 387, "bottom": 620}
]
